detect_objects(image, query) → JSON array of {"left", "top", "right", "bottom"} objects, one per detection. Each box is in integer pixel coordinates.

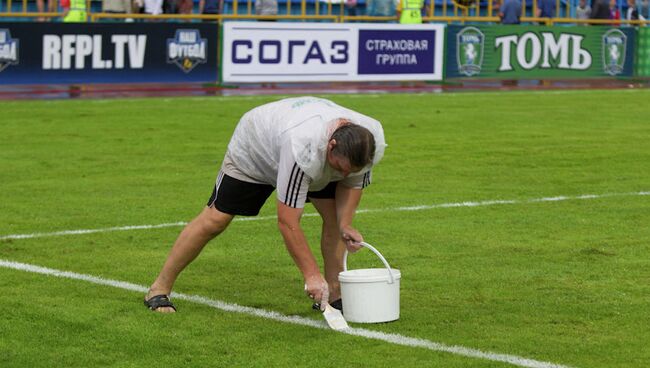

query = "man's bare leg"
[
  {"left": 310, "top": 197, "right": 344, "bottom": 302},
  {"left": 146, "top": 206, "right": 234, "bottom": 312},
  {"left": 36, "top": 0, "right": 46, "bottom": 21}
]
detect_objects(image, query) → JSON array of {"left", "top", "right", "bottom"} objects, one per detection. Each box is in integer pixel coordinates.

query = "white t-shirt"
[
  {"left": 144, "top": 0, "right": 162, "bottom": 14},
  {"left": 627, "top": 6, "right": 646, "bottom": 20},
  {"left": 222, "top": 97, "right": 386, "bottom": 208}
]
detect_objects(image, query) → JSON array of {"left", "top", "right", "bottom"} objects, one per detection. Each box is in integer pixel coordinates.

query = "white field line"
[
  {"left": 0, "top": 259, "right": 573, "bottom": 368},
  {"left": 0, "top": 222, "right": 189, "bottom": 241},
  {"left": 1, "top": 191, "right": 648, "bottom": 241}
]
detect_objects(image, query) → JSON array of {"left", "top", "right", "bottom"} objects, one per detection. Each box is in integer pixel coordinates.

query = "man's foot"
[{"left": 144, "top": 293, "right": 177, "bottom": 313}]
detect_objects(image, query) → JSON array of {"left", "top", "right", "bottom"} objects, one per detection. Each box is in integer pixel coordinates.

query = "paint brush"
[{"left": 322, "top": 303, "right": 349, "bottom": 331}]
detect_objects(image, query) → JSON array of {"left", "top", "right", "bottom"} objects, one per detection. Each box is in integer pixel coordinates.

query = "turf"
[{"left": 1, "top": 90, "right": 649, "bottom": 368}]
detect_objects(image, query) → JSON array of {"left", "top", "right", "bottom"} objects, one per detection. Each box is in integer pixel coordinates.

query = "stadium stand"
[{"left": 0, "top": 0, "right": 649, "bottom": 24}]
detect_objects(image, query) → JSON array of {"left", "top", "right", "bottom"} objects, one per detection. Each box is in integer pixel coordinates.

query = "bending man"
[{"left": 144, "top": 96, "right": 386, "bottom": 313}]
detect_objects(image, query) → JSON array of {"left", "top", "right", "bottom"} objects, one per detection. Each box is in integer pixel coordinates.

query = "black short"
[
  {"left": 206, "top": 173, "right": 339, "bottom": 216},
  {"left": 206, "top": 172, "right": 274, "bottom": 216},
  {"left": 306, "top": 181, "right": 338, "bottom": 200}
]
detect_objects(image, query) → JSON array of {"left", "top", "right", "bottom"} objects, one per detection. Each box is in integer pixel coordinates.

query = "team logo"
[
  {"left": 167, "top": 29, "right": 207, "bottom": 73},
  {"left": 602, "top": 29, "right": 626, "bottom": 76},
  {"left": 456, "top": 27, "right": 484, "bottom": 77},
  {"left": 0, "top": 29, "right": 19, "bottom": 73}
]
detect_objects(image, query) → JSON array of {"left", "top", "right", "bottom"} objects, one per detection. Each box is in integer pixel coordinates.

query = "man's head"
[{"left": 327, "top": 122, "right": 376, "bottom": 177}]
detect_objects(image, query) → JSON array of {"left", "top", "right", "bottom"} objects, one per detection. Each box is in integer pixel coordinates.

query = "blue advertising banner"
[
  {"left": 221, "top": 22, "right": 444, "bottom": 82},
  {"left": 0, "top": 22, "right": 218, "bottom": 85},
  {"left": 357, "top": 30, "right": 436, "bottom": 75}
]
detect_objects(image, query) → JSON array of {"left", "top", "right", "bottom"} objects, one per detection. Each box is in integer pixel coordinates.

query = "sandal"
[{"left": 144, "top": 294, "right": 177, "bottom": 312}]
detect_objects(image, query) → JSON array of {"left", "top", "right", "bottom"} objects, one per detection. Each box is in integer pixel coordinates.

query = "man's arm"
[
  {"left": 335, "top": 184, "right": 364, "bottom": 252},
  {"left": 277, "top": 201, "right": 328, "bottom": 304},
  {"left": 275, "top": 141, "right": 328, "bottom": 305}
]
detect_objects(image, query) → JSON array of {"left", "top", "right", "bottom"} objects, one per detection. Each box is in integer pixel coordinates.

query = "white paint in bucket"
[{"left": 338, "top": 242, "right": 401, "bottom": 323}]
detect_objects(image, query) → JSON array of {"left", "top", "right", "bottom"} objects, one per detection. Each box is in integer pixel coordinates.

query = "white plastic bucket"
[{"left": 338, "top": 242, "right": 400, "bottom": 323}]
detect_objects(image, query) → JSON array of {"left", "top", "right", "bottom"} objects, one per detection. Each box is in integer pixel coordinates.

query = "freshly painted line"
[
  {"left": 1, "top": 191, "right": 648, "bottom": 241},
  {"left": 0, "top": 259, "right": 573, "bottom": 368}
]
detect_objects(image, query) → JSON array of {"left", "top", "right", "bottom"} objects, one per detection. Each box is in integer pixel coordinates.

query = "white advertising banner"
[{"left": 221, "top": 22, "right": 445, "bottom": 82}]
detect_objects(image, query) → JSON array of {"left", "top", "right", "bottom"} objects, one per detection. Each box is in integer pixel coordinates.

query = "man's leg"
[
  {"left": 146, "top": 206, "right": 234, "bottom": 312},
  {"left": 309, "top": 197, "right": 344, "bottom": 302},
  {"left": 36, "top": 0, "right": 46, "bottom": 21},
  {"left": 48, "top": 0, "right": 57, "bottom": 13}
]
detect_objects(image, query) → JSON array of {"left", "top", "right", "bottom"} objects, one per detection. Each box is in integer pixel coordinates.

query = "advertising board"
[
  {"left": 221, "top": 22, "right": 445, "bottom": 82},
  {"left": 0, "top": 23, "right": 218, "bottom": 84},
  {"left": 446, "top": 25, "right": 635, "bottom": 78}
]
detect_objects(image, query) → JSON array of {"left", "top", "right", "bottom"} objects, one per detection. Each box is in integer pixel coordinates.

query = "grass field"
[{"left": 1, "top": 90, "right": 649, "bottom": 368}]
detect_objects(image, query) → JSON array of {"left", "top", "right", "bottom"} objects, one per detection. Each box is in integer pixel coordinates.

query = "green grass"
[{"left": 1, "top": 90, "right": 649, "bottom": 368}]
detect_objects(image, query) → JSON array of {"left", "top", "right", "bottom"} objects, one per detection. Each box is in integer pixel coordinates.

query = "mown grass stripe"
[{"left": 0, "top": 259, "right": 573, "bottom": 368}]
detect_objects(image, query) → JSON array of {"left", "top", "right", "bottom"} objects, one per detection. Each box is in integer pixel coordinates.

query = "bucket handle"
[{"left": 343, "top": 242, "right": 396, "bottom": 284}]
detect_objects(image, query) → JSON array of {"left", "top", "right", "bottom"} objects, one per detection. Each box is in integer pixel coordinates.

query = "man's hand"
[
  {"left": 335, "top": 185, "right": 363, "bottom": 252},
  {"left": 341, "top": 225, "right": 363, "bottom": 253},
  {"left": 304, "top": 274, "right": 329, "bottom": 310}
]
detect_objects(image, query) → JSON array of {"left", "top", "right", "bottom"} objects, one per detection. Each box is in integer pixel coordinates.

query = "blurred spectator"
[
  {"left": 103, "top": 0, "right": 132, "bottom": 17},
  {"left": 163, "top": 0, "right": 177, "bottom": 13},
  {"left": 642, "top": 0, "right": 649, "bottom": 17},
  {"left": 61, "top": 0, "right": 70, "bottom": 14},
  {"left": 626, "top": 0, "right": 646, "bottom": 20},
  {"left": 36, "top": 0, "right": 57, "bottom": 21},
  {"left": 144, "top": 0, "right": 163, "bottom": 15},
  {"left": 199, "top": 0, "right": 221, "bottom": 20},
  {"left": 255, "top": 0, "right": 278, "bottom": 20},
  {"left": 345, "top": 0, "right": 359, "bottom": 16},
  {"left": 366, "top": 0, "right": 396, "bottom": 16},
  {"left": 178, "top": 0, "right": 193, "bottom": 15},
  {"left": 576, "top": 0, "right": 591, "bottom": 21},
  {"left": 537, "top": 0, "right": 556, "bottom": 18},
  {"left": 133, "top": 0, "right": 145, "bottom": 13},
  {"left": 499, "top": 0, "right": 522, "bottom": 24},
  {"left": 492, "top": 0, "right": 501, "bottom": 17},
  {"left": 63, "top": 0, "right": 87, "bottom": 21},
  {"left": 610, "top": 0, "right": 621, "bottom": 19},
  {"left": 396, "top": 0, "right": 424, "bottom": 23},
  {"left": 163, "top": 0, "right": 193, "bottom": 15},
  {"left": 590, "top": 0, "right": 611, "bottom": 19}
]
